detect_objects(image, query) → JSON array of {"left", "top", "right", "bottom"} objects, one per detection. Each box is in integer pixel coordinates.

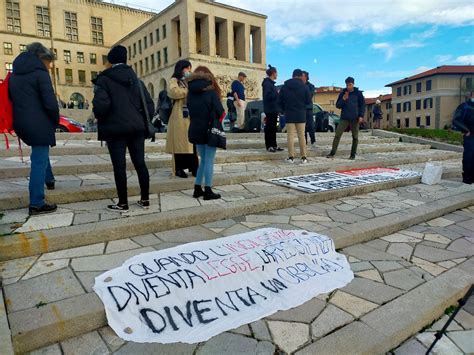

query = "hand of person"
[
  {"left": 359, "top": 117, "right": 364, "bottom": 123},
  {"left": 466, "top": 131, "right": 471, "bottom": 137},
  {"left": 343, "top": 91, "right": 349, "bottom": 100},
  {"left": 236, "top": 100, "right": 242, "bottom": 108}
]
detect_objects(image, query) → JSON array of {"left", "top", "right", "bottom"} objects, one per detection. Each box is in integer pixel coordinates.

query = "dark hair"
[
  {"left": 172, "top": 60, "right": 192, "bottom": 79},
  {"left": 302, "top": 71, "right": 309, "bottom": 80},
  {"left": 293, "top": 69, "right": 303, "bottom": 78},
  {"left": 266, "top": 65, "right": 277, "bottom": 77},
  {"left": 345, "top": 76, "right": 355, "bottom": 84},
  {"left": 194, "top": 65, "right": 222, "bottom": 98},
  {"left": 27, "top": 42, "right": 54, "bottom": 61}
]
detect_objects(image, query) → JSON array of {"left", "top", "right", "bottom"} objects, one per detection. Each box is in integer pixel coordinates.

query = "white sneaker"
[
  {"left": 286, "top": 157, "right": 294, "bottom": 163},
  {"left": 301, "top": 157, "right": 308, "bottom": 164}
]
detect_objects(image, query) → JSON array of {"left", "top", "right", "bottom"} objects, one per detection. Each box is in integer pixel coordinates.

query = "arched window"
[
  {"left": 70, "top": 92, "right": 85, "bottom": 108},
  {"left": 147, "top": 82, "right": 155, "bottom": 99},
  {"left": 159, "top": 78, "right": 167, "bottom": 91}
]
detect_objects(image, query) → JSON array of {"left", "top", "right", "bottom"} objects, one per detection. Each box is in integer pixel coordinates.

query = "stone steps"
[
  {"left": 0, "top": 142, "right": 431, "bottom": 179},
  {"left": 0, "top": 136, "right": 391, "bottom": 158},
  {"left": 0, "top": 150, "right": 461, "bottom": 210},
  {"left": 1, "top": 183, "right": 472, "bottom": 353}
]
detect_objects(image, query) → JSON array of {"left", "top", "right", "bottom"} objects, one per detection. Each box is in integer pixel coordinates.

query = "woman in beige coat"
[{"left": 166, "top": 60, "right": 198, "bottom": 178}]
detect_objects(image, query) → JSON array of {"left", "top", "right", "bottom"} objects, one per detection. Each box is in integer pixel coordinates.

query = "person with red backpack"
[{"left": 8, "top": 43, "right": 59, "bottom": 215}]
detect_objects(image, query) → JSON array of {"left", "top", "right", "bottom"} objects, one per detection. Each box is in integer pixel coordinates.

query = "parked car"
[{"left": 57, "top": 115, "right": 84, "bottom": 133}]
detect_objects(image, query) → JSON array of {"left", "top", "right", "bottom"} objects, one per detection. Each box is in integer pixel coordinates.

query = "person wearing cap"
[
  {"left": 373, "top": 98, "right": 383, "bottom": 129},
  {"left": 92, "top": 45, "right": 154, "bottom": 212},
  {"left": 231, "top": 72, "right": 247, "bottom": 131},
  {"left": 327, "top": 76, "right": 366, "bottom": 160},
  {"left": 278, "top": 69, "right": 312, "bottom": 164},
  {"left": 8, "top": 42, "right": 59, "bottom": 215}
]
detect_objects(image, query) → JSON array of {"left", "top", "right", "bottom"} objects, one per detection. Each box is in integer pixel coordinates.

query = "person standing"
[
  {"left": 327, "top": 77, "right": 366, "bottom": 160},
  {"left": 187, "top": 66, "right": 225, "bottom": 200},
  {"left": 92, "top": 45, "right": 153, "bottom": 212},
  {"left": 232, "top": 72, "right": 247, "bottom": 130},
  {"left": 373, "top": 99, "right": 383, "bottom": 129},
  {"left": 453, "top": 91, "right": 474, "bottom": 184},
  {"left": 262, "top": 65, "right": 283, "bottom": 152},
  {"left": 278, "top": 69, "right": 312, "bottom": 164},
  {"left": 302, "top": 71, "right": 316, "bottom": 149},
  {"left": 226, "top": 92, "right": 237, "bottom": 131},
  {"left": 9, "top": 43, "right": 59, "bottom": 215},
  {"left": 166, "top": 60, "right": 198, "bottom": 178}
]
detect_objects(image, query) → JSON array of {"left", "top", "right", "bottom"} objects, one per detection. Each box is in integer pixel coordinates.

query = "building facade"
[
  {"left": 365, "top": 94, "right": 392, "bottom": 129},
  {"left": 118, "top": 0, "right": 267, "bottom": 101},
  {"left": 1, "top": 0, "right": 153, "bottom": 105},
  {"left": 314, "top": 86, "right": 343, "bottom": 115},
  {"left": 386, "top": 66, "right": 474, "bottom": 129}
]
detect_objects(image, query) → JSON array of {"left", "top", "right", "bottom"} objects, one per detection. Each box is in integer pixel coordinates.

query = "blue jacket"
[
  {"left": 453, "top": 101, "right": 474, "bottom": 134},
  {"left": 278, "top": 78, "right": 312, "bottom": 124},
  {"left": 8, "top": 52, "right": 59, "bottom": 146},
  {"left": 231, "top": 80, "right": 245, "bottom": 101},
  {"left": 262, "top": 77, "right": 279, "bottom": 113},
  {"left": 373, "top": 105, "right": 383, "bottom": 119},
  {"left": 336, "top": 88, "right": 366, "bottom": 121}
]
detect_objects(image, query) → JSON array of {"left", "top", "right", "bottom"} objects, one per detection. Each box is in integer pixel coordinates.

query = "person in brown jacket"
[{"left": 165, "top": 60, "right": 198, "bottom": 178}]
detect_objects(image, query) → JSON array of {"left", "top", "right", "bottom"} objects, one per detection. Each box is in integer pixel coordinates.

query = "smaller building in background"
[
  {"left": 314, "top": 86, "right": 343, "bottom": 116},
  {"left": 365, "top": 94, "right": 392, "bottom": 129},
  {"left": 386, "top": 65, "right": 474, "bottom": 129}
]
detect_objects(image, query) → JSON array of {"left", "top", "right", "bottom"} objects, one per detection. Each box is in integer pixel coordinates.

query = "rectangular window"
[
  {"left": 150, "top": 32, "right": 153, "bottom": 46},
  {"left": 91, "top": 17, "right": 104, "bottom": 45},
  {"left": 65, "top": 68, "right": 73, "bottom": 83},
  {"left": 407, "top": 101, "right": 411, "bottom": 111},
  {"left": 416, "top": 82, "right": 422, "bottom": 93},
  {"left": 407, "top": 85, "right": 412, "bottom": 95},
  {"left": 36, "top": 6, "right": 51, "bottom": 37},
  {"left": 128, "top": 46, "right": 131, "bottom": 60},
  {"left": 151, "top": 54, "right": 155, "bottom": 70},
  {"left": 403, "top": 102, "right": 407, "bottom": 112},
  {"left": 78, "top": 70, "right": 86, "bottom": 84},
  {"left": 397, "top": 87, "right": 402, "bottom": 97},
  {"left": 77, "top": 52, "right": 84, "bottom": 63},
  {"left": 139, "top": 60, "right": 143, "bottom": 75},
  {"left": 64, "top": 50, "right": 71, "bottom": 63},
  {"left": 133, "top": 43, "right": 137, "bottom": 57},
  {"left": 90, "top": 53, "right": 97, "bottom": 64},
  {"left": 144, "top": 36, "right": 148, "bottom": 49},
  {"left": 138, "top": 40, "right": 142, "bottom": 54},
  {"left": 396, "top": 119, "right": 401, "bottom": 128},
  {"left": 164, "top": 47, "right": 168, "bottom": 64},
  {"left": 102, "top": 55, "right": 108, "bottom": 65},
  {"left": 426, "top": 79, "right": 432, "bottom": 91},
  {"left": 163, "top": 24, "right": 167, "bottom": 38},
  {"left": 416, "top": 99, "right": 421, "bottom": 110},
  {"left": 91, "top": 71, "right": 98, "bottom": 80},
  {"left": 19, "top": 44, "right": 26, "bottom": 52},
  {"left": 396, "top": 103, "right": 401, "bottom": 113},
  {"left": 3, "top": 42, "right": 13, "bottom": 55},
  {"left": 157, "top": 51, "right": 161, "bottom": 67},
  {"left": 403, "top": 86, "right": 408, "bottom": 96},
  {"left": 145, "top": 57, "right": 149, "bottom": 73},
  {"left": 423, "top": 98, "right": 433, "bottom": 109},
  {"left": 134, "top": 63, "right": 137, "bottom": 73},
  {"left": 5, "top": 62, "right": 13, "bottom": 74},
  {"left": 6, "top": 1, "right": 21, "bottom": 33},
  {"left": 156, "top": 28, "right": 160, "bottom": 42},
  {"left": 426, "top": 115, "right": 431, "bottom": 126},
  {"left": 405, "top": 118, "right": 409, "bottom": 128},
  {"left": 64, "top": 11, "right": 79, "bottom": 41},
  {"left": 55, "top": 68, "right": 59, "bottom": 82},
  {"left": 416, "top": 116, "right": 421, "bottom": 127},
  {"left": 330, "top": 100, "right": 335, "bottom": 106}
]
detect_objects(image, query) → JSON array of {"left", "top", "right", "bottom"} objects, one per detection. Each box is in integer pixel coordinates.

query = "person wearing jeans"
[
  {"left": 92, "top": 45, "right": 154, "bottom": 212},
  {"left": 187, "top": 67, "right": 226, "bottom": 200},
  {"left": 9, "top": 43, "right": 59, "bottom": 215},
  {"left": 277, "top": 69, "right": 312, "bottom": 164}
]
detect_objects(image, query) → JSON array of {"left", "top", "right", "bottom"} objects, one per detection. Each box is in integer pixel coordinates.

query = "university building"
[
  {"left": 314, "top": 86, "right": 343, "bottom": 115},
  {"left": 117, "top": 0, "right": 267, "bottom": 100},
  {"left": 1, "top": 0, "right": 153, "bottom": 105},
  {"left": 386, "top": 66, "right": 474, "bottom": 129}
]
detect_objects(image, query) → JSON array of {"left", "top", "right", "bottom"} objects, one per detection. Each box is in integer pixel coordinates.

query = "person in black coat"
[
  {"left": 327, "top": 76, "right": 366, "bottom": 160},
  {"left": 262, "top": 65, "right": 283, "bottom": 152},
  {"left": 453, "top": 91, "right": 474, "bottom": 184},
  {"left": 186, "top": 67, "right": 225, "bottom": 200},
  {"left": 277, "top": 69, "right": 312, "bottom": 163},
  {"left": 8, "top": 43, "right": 59, "bottom": 215},
  {"left": 92, "top": 45, "right": 154, "bottom": 212},
  {"left": 302, "top": 71, "right": 316, "bottom": 148}
]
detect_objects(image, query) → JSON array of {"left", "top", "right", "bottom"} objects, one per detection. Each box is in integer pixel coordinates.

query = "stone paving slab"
[{"left": 0, "top": 286, "right": 14, "bottom": 355}]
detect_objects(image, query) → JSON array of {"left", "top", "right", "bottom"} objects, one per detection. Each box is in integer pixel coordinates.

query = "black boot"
[
  {"left": 193, "top": 185, "right": 204, "bottom": 198},
  {"left": 204, "top": 186, "right": 221, "bottom": 200}
]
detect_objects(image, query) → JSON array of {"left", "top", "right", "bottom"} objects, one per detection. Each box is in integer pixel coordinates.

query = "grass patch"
[
  {"left": 444, "top": 305, "right": 457, "bottom": 315},
  {"left": 387, "top": 128, "right": 464, "bottom": 145}
]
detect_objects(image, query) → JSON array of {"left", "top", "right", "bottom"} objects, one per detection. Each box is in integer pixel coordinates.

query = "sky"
[{"left": 108, "top": 0, "right": 474, "bottom": 98}]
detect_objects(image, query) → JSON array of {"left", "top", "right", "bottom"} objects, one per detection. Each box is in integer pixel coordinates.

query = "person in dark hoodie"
[
  {"left": 9, "top": 43, "right": 59, "bottom": 215},
  {"left": 262, "top": 65, "right": 283, "bottom": 152},
  {"left": 278, "top": 69, "right": 312, "bottom": 164},
  {"left": 302, "top": 71, "right": 316, "bottom": 149},
  {"left": 453, "top": 91, "right": 474, "bottom": 184},
  {"left": 187, "top": 66, "right": 225, "bottom": 200},
  {"left": 327, "top": 77, "right": 366, "bottom": 160},
  {"left": 92, "top": 45, "right": 154, "bottom": 212}
]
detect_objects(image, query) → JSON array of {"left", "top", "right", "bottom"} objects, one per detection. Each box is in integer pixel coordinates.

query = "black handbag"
[
  {"left": 207, "top": 116, "right": 226, "bottom": 150},
  {"left": 137, "top": 80, "right": 156, "bottom": 142}
]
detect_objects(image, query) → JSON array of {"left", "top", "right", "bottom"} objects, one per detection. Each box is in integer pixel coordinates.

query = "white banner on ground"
[
  {"left": 93, "top": 228, "right": 354, "bottom": 344},
  {"left": 268, "top": 167, "right": 421, "bottom": 193}
]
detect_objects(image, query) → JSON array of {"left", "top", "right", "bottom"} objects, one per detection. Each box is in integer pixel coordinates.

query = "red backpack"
[{"left": 0, "top": 72, "right": 14, "bottom": 148}]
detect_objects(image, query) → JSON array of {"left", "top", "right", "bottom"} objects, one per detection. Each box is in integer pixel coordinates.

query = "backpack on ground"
[
  {"left": 157, "top": 90, "right": 173, "bottom": 125},
  {"left": 0, "top": 72, "right": 15, "bottom": 148}
]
